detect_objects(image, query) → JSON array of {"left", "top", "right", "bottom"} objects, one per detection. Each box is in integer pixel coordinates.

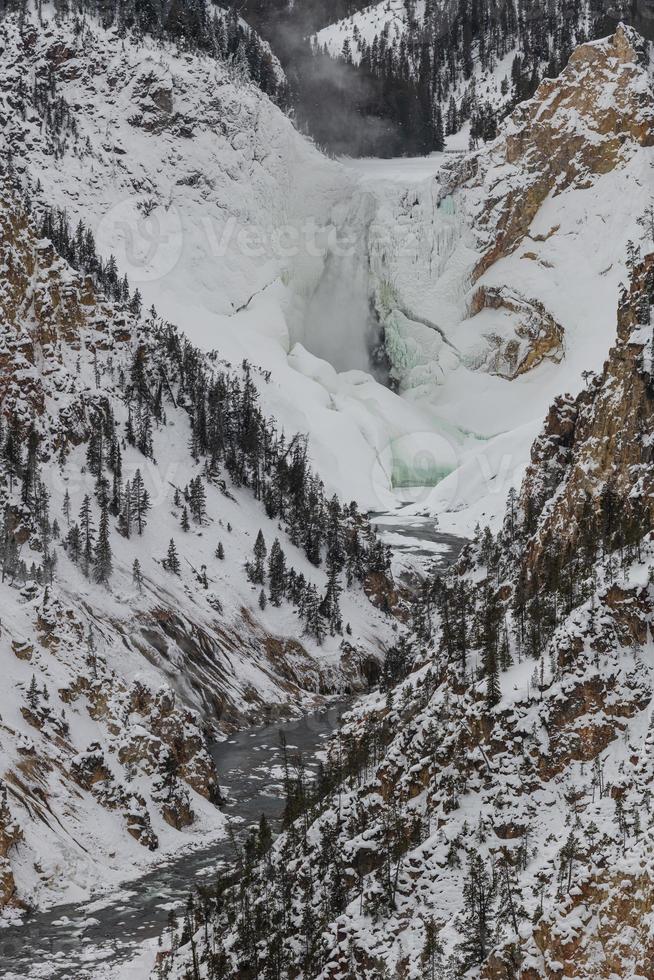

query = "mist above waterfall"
[
  {"left": 299, "top": 191, "right": 390, "bottom": 381},
  {"left": 302, "top": 247, "right": 380, "bottom": 374}
]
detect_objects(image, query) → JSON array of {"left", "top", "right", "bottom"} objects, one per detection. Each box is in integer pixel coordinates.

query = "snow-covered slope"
[
  {"left": 2, "top": 10, "right": 653, "bottom": 536},
  {"left": 157, "top": 249, "right": 654, "bottom": 980},
  {"left": 315, "top": 0, "right": 422, "bottom": 59},
  {"left": 0, "top": 8, "right": 452, "bottom": 513},
  {"left": 0, "top": 173, "right": 399, "bottom": 915}
]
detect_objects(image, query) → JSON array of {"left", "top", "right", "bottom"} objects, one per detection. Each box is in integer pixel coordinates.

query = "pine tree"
[
  {"left": 446, "top": 94, "right": 458, "bottom": 135},
  {"left": 268, "top": 538, "right": 286, "bottom": 606},
  {"left": 457, "top": 851, "right": 496, "bottom": 970},
  {"left": 130, "top": 289, "right": 143, "bottom": 318},
  {"left": 63, "top": 489, "right": 71, "bottom": 526},
  {"left": 257, "top": 812, "right": 272, "bottom": 857},
  {"left": 303, "top": 583, "right": 325, "bottom": 644},
  {"left": 66, "top": 523, "right": 81, "bottom": 564},
  {"left": 481, "top": 585, "right": 502, "bottom": 709},
  {"left": 558, "top": 830, "right": 579, "bottom": 893},
  {"left": 85, "top": 625, "right": 98, "bottom": 678},
  {"left": 93, "top": 502, "right": 113, "bottom": 584},
  {"left": 132, "top": 558, "right": 144, "bottom": 592},
  {"left": 157, "top": 748, "right": 179, "bottom": 801},
  {"left": 181, "top": 506, "right": 190, "bottom": 532},
  {"left": 321, "top": 566, "right": 342, "bottom": 636},
  {"left": 110, "top": 448, "right": 122, "bottom": 516},
  {"left": 485, "top": 651, "right": 501, "bottom": 708},
  {"left": 118, "top": 478, "right": 132, "bottom": 537},
  {"left": 3, "top": 416, "right": 22, "bottom": 492},
  {"left": 252, "top": 529, "right": 267, "bottom": 584},
  {"left": 136, "top": 405, "right": 152, "bottom": 459},
  {"left": 421, "top": 918, "right": 443, "bottom": 980},
  {"left": 614, "top": 798, "right": 628, "bottom": 850},
  {"left": 165, "top": 539, "right": 181, "bottom": 575},
  {"left": 131, "top": 469, "right": 150, "bottom": 535},
  {"left": 497, "top": 856, "right": 521, "bottom": 938},
  {"left": 79, "top": 494, "right": 95, "bottom": 578},
  {"left": 434, "top": 103, "right": 445, "bottom": 151},
  {"left": 26, "top": 674, "right": 40, "bottom": 712},
  {"left": 383, "top": 637, "right": 410, "bottom": 689},
  {"left": 189, "top": 476, "right": 207, "bottom": 524}
]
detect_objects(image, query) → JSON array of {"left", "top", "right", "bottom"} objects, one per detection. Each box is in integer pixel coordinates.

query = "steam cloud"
[{"left": 302, "top": 243, "right": 378, "bottom": 374}]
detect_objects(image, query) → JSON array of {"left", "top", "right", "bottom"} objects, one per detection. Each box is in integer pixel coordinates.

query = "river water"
[{"left": 372, "top": 514, "right": 467, "bottom": 567}]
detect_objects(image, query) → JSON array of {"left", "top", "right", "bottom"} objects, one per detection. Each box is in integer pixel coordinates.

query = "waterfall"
[{"left": 300, "top": 192, "right": 385, "bottom": 376}]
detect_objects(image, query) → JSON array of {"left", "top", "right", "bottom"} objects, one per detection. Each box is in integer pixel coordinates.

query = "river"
[
  {"left": 0, "top": 701, "right": 350, "bottom": 979},
  {"left": 372, "top": 514, "right": 467, "bottom": 567}
]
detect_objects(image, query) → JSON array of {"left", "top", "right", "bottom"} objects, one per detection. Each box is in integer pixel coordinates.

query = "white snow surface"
[
  {"left": 314, "top": 0, "right": 426, "bottom": 61},
  {"left": 2, "top": 8, "right": 653, "bottom": 541},
  {"left": 0, "top": 307, "right": 396, "bottom": 914}
]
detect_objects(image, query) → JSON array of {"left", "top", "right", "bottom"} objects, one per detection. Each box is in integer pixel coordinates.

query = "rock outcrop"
[
  {"left": 446, "top": 25, "right": 654, "bottom": 280},
  {"left": 408, "top": 23, "right": 654, "bottom": 396},
  {"left": 520, "top": 253, "right": 654, "bottom": 572},
  {"left": 469, "top": 285, "right": 565, "bottom": 378},
  {"left": 0, "top": 783, "right": 21, "bottom": 909}
]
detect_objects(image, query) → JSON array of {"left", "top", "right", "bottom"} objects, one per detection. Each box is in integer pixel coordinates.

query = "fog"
[
  {"left": 302, "top": 242, "right": 378, "bottom": 373},
  {"left": 299, "top": 194, "right": 389, "bottom": 381},
  {"left": 261, "top": 15, "right": 407, "bottom": 157},
  {"left": 290, "top": 44, "right": 405, "bottom": 158}
]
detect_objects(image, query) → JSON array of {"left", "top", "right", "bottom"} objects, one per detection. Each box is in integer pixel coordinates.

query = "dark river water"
[
  {"left": 372, "top": 514, "right": 467, "bottom": 567},
  {"left": 0, "top": 701, "right": 350, "bottom": 979}
]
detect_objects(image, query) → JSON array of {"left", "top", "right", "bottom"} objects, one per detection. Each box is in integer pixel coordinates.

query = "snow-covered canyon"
[
  {"left": 5, "top": 14, "right": 653, "bottom": 541},
  {"left": 3, "top": 6, "right": 654, "bottom": 975},
  {"left": 159, "top": 129, "right": 654, "bottom": 537}
]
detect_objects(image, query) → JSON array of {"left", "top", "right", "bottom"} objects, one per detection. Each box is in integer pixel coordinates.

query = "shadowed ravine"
[
  {"left": 0, "top": 703, "right": 351, "bottom": 979},
  {"left": 0, "top": 526, "right": 464, "bottom": 980}
]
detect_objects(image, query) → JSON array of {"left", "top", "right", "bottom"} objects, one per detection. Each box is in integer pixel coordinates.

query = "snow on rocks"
[
  {"left": 3, "top": 7, "right": 653, "bottom": 539},
  {"left": 0, "top": 173, "right": 397, "bottom": 914},
  {"left": 157, "top": 249, "right": 654, "bottom": 980}
]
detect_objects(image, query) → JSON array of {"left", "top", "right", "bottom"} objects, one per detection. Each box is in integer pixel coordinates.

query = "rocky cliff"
[
  {"left": 357, "top": 26, "right": 654, "bottom": 538},
  {"left": 450, "top": 25, "right": 654, "bottom": 280},
  {"left": 519, "top": 253, "right": 654, "bottom": 574},
  {"left": 157, "top": 246, "right": 654, "bottom": 978}
]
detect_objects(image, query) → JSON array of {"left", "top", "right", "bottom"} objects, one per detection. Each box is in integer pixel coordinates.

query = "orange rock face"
[{"left": 460, "top": 25, "right": 654, "bottom": 280}]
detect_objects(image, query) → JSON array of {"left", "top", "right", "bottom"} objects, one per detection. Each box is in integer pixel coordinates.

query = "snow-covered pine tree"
[
  {"left": 93, "top": 502, "right": 113, "bottom": 584},
  {"left": 130, "top": 469, "right": 150, "bottom": 535},
  {"left": 268, "top": 538, "right": 286, "bottom": 606},
  {"left": 79, "top": 494, "right": 95, "bottom": 578},
  {"left": 164, "top": 539, "right": 181, "bottom": 575}
]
